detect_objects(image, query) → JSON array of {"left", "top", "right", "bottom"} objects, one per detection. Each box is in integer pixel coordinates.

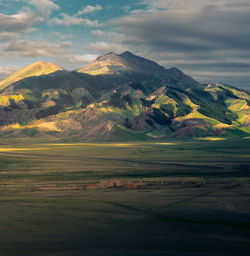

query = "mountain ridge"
[{"left": 0, "top": 52, "right": 249, "bottom": 140}]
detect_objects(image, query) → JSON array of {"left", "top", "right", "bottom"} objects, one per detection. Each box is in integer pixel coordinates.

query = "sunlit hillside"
[{"left": 0, "top": 61, "right": 63, "bottom": 90}]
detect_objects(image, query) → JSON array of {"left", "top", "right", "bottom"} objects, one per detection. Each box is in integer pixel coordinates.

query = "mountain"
[
  {"left": 0, "top": 52, "right": 249, "bottom": 140},
  {"left": 78, "top": 52, "right": 199, "bottom": 89},
  {"left": 0, "top": 61, "right": 63, "bottom": 90},
  {"left": 78, "top": 52, "right": 134, "bottom": 75},
  {"left": 78, "top": 51, "right": 164, "bottom": 75}
]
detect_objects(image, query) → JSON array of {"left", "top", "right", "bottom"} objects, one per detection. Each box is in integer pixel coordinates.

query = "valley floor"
[{"left": 0, "top": 138, "right": 250, "bottom": 256}]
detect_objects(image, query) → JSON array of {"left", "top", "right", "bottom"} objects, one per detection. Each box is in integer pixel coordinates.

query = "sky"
[{"left": 0, "top": 0, "right": 249, "bottom": 90}]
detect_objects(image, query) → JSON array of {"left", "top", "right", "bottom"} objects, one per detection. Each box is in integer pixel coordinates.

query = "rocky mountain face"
[{"left": 0, "top": 52, "right": 249, "bottom": 140}]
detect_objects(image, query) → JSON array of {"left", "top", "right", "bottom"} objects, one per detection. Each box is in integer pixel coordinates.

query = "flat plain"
[{"left": 0, "top": 138, "right": 250, "bottom": 256}]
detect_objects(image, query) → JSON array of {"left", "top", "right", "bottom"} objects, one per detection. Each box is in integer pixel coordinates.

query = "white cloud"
[
  {"left": 86, "top": 41, "right": 127, "bottom": 53},
  {"left": 0, "top": 0, "right": 58, "bottom": 34},
  {"left": 121, "top": 5, "right": 130, "bottom": 13},
  {"left": 66, "top": 54, "right": 99, "bottom": 64},
  {"left": 90, "top": 30, "right": 124, "bottom": 41},
  {"left": 60, "top": 41, "right": 73, "bottom": 48},
  {"left": 0, "top": 65, "right": 19, "bottom": 80},
  {"left": 51, "top": 13, "right": 102, "bottom": 27},
  {"left": 2, "top": 39, "right": 72, "bottom": 57},
  {"left": 29, "top": 0, "right": 59, "bottom": 17},
  {"left": 0, "top": 11, "right": 42, "bottom": 33},
  {"left": 91, "top": 30, "right": 105, "bottom": 37},
  {"left": 0, "top": 31, "right": 18, "bottom": 41},
  {"left": 50, "top": 4, "right": 103, "bottom": 27},
  {"left": 54, "top": 32, "right": 74, "bottom": 41},
  {"left": 76, "top": 5, "right": 102, "bottom": 16}
]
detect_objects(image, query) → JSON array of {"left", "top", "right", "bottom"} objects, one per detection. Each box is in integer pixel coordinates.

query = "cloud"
[
  {"left": 54, "top": 32, "right": 74, "bottom": 40},
  {"left": 85, "top": 41, "right": 127, "bottom": 53},
  {"left": 51, "top": 4, "right": 103, "bottom": 27},
  {"left": 121, "top": 5, "right": 130, "bottom": 13},
  {"left": 0, "top": 0, "right": 59, "bottom": 34},
  {"left": 0, "top": 11, "right": 42, "bottom": 33},
  {"left": 29, "top": 0, "right": 59, "bottom": 17},
  {"left": 54, "top": 54, "right": 99, "bottom": 69},
  {"left": 0, "top": 65, "right": 19, "bottom": 80},
  {"left": 1, "top": 39, "right": 72, "bottom": 57},
  {"left": 66, "top": 54, "right": 99, "bottom": 64},
  {"left": 0, "top": 31, "right": 18, "bottom": 42},
  {"left": 105, "top": 0, "right": 250, "bottom": 88},
  {"left": 76, "top": 5, "right": 102, "bottom": 16},
  {"left": 51, "top": 13, "right": 103, "bottom": 27},
  {"left": 0, "top": 0, "right": 22, "bottom": 6},
  {"left": 91, "top": 30, "right": 106, "bottom": 37},
  {"left": 90, "top": 30, "right": 120, "bottom": 38},
  {"left": 140, "top": 0, "right": 250, "bottom": 12}
]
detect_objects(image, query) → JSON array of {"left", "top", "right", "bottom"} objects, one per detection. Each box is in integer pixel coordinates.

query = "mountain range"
[{"left": 0, "top": 51, "right": 249, "bottom": 140}]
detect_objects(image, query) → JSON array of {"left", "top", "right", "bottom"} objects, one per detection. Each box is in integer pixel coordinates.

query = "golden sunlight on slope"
[
  {"left": 77, "top": 53, "right": 132, "bottom": 75},
  {"left": 0, "top": 61, "right": 63, "bottom": 90}
]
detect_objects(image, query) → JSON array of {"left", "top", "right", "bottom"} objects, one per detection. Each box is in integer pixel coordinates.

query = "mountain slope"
[
  {"left": 78, "top": 52, "right": 137, "bottom": 75},
  {"left": 78, "top": 51, "right": 170, "bottom": 74},
  {"left": 120, "top": 51, "right": 166, "bottom": 72},
  {"left": 0, "top": 61, "right": 63, "bottom": 90},
  {"left": 0, "top": 52, "right": 249, "bottom": 140},
  {"left": 78, "top": 51, "right": 199, "bottom": 89}
]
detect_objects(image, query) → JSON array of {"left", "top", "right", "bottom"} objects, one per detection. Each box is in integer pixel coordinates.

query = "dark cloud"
[{"left": 104, "top": 0, "right": 250, "bottom": 89}]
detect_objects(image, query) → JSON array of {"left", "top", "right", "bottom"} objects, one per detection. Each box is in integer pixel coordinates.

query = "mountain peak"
[
  {"left": 78, "top": 52, "right": 132, "bottom": 75},
  {"left": 78, "top": 51, "right": 164, "bottom": 75},
  {"left": 96, "top": 52, "right": 117, "bottom": 60},
  {"left": 105, "top": 52, "right": 116, "bottom": 56},
  {"left": 0, "top": 61, "right": 62, "bottom": 90},
  {"left": 26, "top": 61, "right": 62, "bottom": 70},
  {"left": 120, "top": 51, "right": 135, "bottom": 57},
  {"left": 77, "top": 51, "right": 197, "bottom": 89},
  {"left": 120, "top": 51, "right": 165, "bottom": 72},
  {"left": 32, "top": 61, "right": 47, "bottom": 65}
]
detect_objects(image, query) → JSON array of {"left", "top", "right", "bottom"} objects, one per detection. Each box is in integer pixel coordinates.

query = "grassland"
[{"left": 0, "top": 138, "right": 250, "bottom": 256}]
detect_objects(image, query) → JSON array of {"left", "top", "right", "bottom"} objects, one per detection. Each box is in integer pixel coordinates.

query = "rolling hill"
[
  {"left": 0, "top": 61, "right": 63, "bottom": 91},
  {"left": 0, "top": 51, "right": 249, "bottom": 140}
]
